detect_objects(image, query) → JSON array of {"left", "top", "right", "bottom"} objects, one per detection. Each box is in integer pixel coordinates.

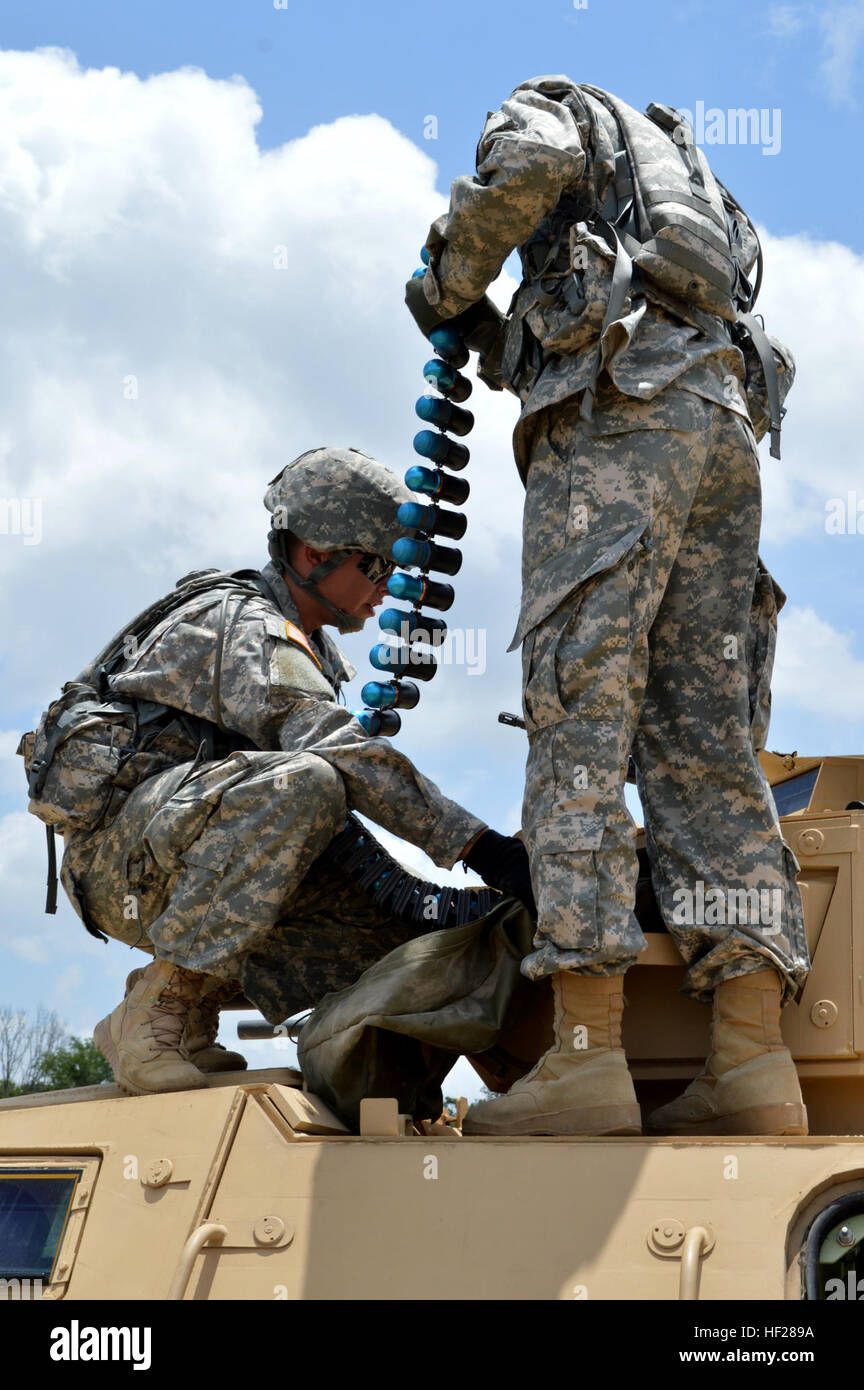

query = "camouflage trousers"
[
  {"left": 61, "top": 750, "right": 432, "bottom": 1023},
  {"left": 515, "top": 387, "right": 810, "bottom": 1003}
]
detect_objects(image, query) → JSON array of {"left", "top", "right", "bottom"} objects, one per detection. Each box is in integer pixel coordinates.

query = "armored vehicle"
[{"left": 1, "top": 751, "right": 862, "bottom": 1302}]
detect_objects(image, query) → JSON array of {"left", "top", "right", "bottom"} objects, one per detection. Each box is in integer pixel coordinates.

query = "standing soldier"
[
  {"left": 406, "top": 77, "right": 809, "bottom": 1137},
  {"left": 20, "top": 448, "right": 533, "bottom": 1096}
]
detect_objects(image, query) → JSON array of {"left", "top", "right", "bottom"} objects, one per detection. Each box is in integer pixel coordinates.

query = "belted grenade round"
[{"left": 355, "top": 248, "right": 476, "bottom": 738}]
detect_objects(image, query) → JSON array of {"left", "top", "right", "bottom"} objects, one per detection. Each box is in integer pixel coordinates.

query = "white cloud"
[
  {"left": 819, "top": 0, "right": 864, "bottom": 105},
  {"left": 773, "top": 604, "right": 864, "bottom": 719},
  {"left": 0, "top": 730, "right": 27, "bottom": 797},
  {"left": 0, "top": 46, "right": 523, "bottom": 709},
  {"left": 764, "top": 1, "right": 864, "bottom": 106},
  {"left": 0, "top": 810, "right": 119, "bottom": 974},
  {"left": 754, "top": 229, "right": 864, "bottom": 543},
  {"left": 766, "top": 3, "right": 810, "bottom": 36},
  {"left": 0, "top": 812, "right": 54, "bottom": 965}
]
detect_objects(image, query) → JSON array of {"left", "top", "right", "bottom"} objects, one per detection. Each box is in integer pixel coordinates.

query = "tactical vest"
[{"left": 514, "top": 83, "right": 785, "bottom": 458}]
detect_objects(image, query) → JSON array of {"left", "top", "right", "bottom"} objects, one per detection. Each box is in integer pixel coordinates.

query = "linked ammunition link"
[{"left": 326, "top": 812, "right": 496, "bottom": 928}]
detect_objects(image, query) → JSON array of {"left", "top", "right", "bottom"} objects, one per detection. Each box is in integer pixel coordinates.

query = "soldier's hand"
[
  {"left": 463, "top": 829, "right": 536, "bottom": 916},
  {"left": 405, "top": 275, "right": 504, "bottom": 362},
  {"left": 405, "top": 271, "right": 455, "bottom": 340}
]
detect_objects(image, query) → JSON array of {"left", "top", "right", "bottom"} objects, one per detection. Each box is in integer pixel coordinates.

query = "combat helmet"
[{"left": 264, "top": 446, "right": 418, "bottom": 633}]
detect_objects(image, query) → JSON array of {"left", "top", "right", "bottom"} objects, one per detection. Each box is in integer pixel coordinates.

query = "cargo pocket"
[
  {"left": 142, "top": 752, "right": 251, "bottom": 876},
  {"left": 533, "top": 815, "right": 604, "bottom": 951},
  {"left": 522, "top": 619, "right": 571, "bottom": 731},
  {"left": 519, "top": 521, "right": 651, "bottom": 732},
  {"left": 117, "top": 845, "right": 173, "bottom": 942}
]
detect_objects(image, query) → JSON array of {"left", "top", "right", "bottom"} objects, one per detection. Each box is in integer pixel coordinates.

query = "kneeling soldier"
[{"left": 20, "top": 448, "right": 532, "bottom": 1095}]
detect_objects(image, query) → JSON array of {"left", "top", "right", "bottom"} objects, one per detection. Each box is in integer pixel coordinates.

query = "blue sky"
[
  {"left": 2, "top": 0, "right": 859, "bottom": 245},
  {"left": 0, "top": 0, "right": 862, "bottom": 1097}
]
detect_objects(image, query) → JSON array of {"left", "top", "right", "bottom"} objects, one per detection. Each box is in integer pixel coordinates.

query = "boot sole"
[
  {"left": 93, "top": 1016, "right": 207, "bottom": 1098},
  {"left": 192, "top": 1055, "right": 248, "bottom": 1074},
  {"left": 649, "top": 1102, "right": 808, "bottom": 1137},
  {"left": 463, "top": 1104, "right": 643, "bottom": 1137}
]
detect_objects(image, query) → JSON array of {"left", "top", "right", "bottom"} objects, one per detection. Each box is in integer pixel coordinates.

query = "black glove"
[
  {"left": 464, "top": 829, "right": 536, "bottom": 916},
  {"left": 405, "top": 271, "right": 453, "bottom": 340},
  {"left": 404, "top": 275, "right": 505, "bottom": 361}
]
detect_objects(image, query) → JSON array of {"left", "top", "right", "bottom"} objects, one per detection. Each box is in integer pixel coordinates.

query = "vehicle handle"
[
  {"left": 167, "top": 1222, "right": 228, "bottom": 1301},
  {"left": 679, "top": 1225, "right": 711, "bottom": 1300}
]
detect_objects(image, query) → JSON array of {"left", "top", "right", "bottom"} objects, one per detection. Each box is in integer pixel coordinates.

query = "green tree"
[
  {"left": 39, "top": 1037, "right": 112, "bottom": 1090},
  {"left": 0, "top": 1008, "right": 112, "bottom": 1095}
]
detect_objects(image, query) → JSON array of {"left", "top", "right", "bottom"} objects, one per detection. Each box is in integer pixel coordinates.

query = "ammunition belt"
[{"left": 326, "top": 812, "right": 496, "bottom": 928}]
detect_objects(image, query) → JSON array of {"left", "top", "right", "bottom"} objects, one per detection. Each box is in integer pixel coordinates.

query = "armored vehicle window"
[
  {"left": 771, "top": 768, "right": 819, "bottom": 818},
  {"left": 0, "top": 1168, "right": 81, "bottom": 1280},
  {"left": 803, "top": 1192, "right": 864, "bottom": 1300}
]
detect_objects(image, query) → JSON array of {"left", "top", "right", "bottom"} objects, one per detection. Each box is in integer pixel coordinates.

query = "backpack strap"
[
  {"left": 211, "top": 589, "right": 235, "bottom": 733},
  {"left": 714, "top": 175, "right": 763, "bottom": 309},
  {"left": 45, "top": 825, "right": 58, "bottom": 915},
  {"left": 45, "top": 823, "right": 108, "bottom": 940},
  {"left": 736, "top": 312, "right": 785, "bottom": 459},
  {"left": 571, "top": 85, "right": 782, "bottom": 452},
  {"left": 578, "top": 86, "right": 651, "bottom": 237},
  {"left": 91, "top": 569, "right": 266, "bottom": 688},
  {"left": 578, "top": 218, "right": 635, "bottom": 422}
]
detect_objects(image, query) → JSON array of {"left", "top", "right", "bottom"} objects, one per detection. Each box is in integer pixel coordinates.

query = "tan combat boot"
[
  {"left": 94, "top": 959, "right": 209, "bottom": 1097},
  {"left": 462, "top": 973, "right": 642, "bottom": 1136},
  {"left": 125, "top": 966, "right": 247, "bottom": 1074},
  {"left": 647, "top": 969, "right": 808, "bottom": 1136}
]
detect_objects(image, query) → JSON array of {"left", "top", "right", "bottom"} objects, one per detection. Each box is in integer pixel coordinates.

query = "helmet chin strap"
[{"left": 268, "top": 532, "right": 366, "bottom": 635}]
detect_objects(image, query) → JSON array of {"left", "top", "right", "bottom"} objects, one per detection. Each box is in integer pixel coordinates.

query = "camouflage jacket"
[
  {"left": 420, "top": 76, "right": 793, "bottom": 445},
  {"left": 100, "top": 561, "right": 485, "bottom": 870}
]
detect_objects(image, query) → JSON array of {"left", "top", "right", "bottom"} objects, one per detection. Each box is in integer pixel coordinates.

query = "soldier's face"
[{"left": 319, "top": 553, "right": 390, "bottom": 623}]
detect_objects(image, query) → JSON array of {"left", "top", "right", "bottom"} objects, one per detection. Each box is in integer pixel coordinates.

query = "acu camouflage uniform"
[
  {"left": 60, "top": 557, "right": 485, "bottom": 1024},
  {"left": 419, "top": 75, "right": 809, "bottom": 1003}
]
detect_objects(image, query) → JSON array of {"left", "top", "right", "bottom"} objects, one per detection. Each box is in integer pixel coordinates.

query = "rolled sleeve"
[
  {"left": 273, "top": 694, "right": 486, "bottom": 870},
  {"left": 424, "top": 85, "right": 587, "bottom": 318}
]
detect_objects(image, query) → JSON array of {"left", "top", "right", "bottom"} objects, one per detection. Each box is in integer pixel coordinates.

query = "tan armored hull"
[
  {"left": 0, "top": 1073, "right": 861, "bottom": 1301},
  {"left": 1, "top": 753, "right": 863, "bottom": 1302}
]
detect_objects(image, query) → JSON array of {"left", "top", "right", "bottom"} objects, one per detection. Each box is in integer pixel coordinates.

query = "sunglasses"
[{"left": 357, "top": 552, "right": 396, "bottom": 585}]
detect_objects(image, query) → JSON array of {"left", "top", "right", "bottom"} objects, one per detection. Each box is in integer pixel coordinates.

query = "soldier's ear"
[{"left": 303, "top": 545, "right": 332, "bottom": 569}]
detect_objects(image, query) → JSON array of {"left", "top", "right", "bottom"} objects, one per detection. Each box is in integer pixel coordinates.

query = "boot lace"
[{"left": 148, "top": 985, "right": 193, "bottom": 1051}]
